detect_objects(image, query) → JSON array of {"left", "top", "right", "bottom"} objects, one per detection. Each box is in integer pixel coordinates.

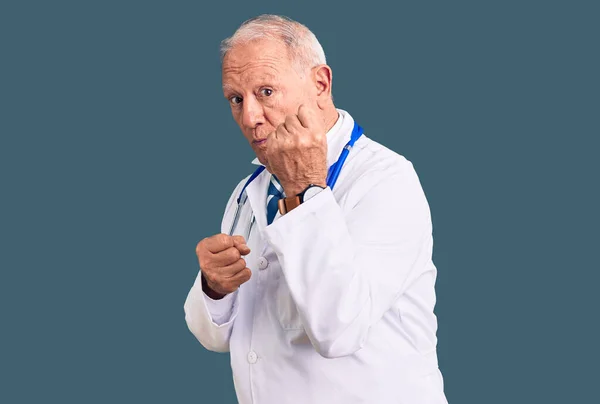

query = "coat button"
[
  {"left": 257, "top": 256, "right": 269, "bottom": 270},
  {"left": 247, "top": 351, "right": 258, "bottom": 364}
]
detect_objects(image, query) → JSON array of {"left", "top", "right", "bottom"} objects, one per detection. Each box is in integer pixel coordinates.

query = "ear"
[{"left": 312, "top": 64, "right": 333, "bottom": 110}]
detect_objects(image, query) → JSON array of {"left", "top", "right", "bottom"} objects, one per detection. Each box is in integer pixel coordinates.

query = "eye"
[
  {"left": 229, "top": 96, "right": 242, "bottom": 106},
  {"left": 260, "top": 88, "right": 273, "bottom": 97}
]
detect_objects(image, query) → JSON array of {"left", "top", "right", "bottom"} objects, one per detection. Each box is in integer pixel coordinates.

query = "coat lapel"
[{"left": 245, "top": 167, "right": 270, "bottom": 236}]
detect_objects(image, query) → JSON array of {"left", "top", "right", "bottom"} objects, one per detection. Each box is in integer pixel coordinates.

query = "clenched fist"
[
  {"left": 264, "top": 104, "right": 328, "bottom": 196},
  {"left": 196, "top": 234, "right": 252, "bottom": 300}
]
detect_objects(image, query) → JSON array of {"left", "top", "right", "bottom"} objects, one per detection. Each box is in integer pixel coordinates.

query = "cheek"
[
  {"left": 265, "top": 95, "right": 284, "bottom": 113},
  {"left": 263, "top": 103, "right": 286, "bottom": 128},
  {"left": 230, "top": 107, "right": 241, "bottom": 123},
  {"left": 229, "top": 109, "right": 253, "bottom": 142},
  {"left": 268, "top": 98, "right": 300, "bottom": 123}
]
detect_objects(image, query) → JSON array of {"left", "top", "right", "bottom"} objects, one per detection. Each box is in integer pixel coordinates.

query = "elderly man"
[{"left": 184, "top": 14, "right": 448, "bottom": 404}]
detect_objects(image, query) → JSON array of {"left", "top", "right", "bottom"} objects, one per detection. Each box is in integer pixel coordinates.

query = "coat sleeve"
[
  {"left": 263, "top": 158, "right": 434, "bottom": 358},
  {"left": 183, "top": 177, "right": 247, "bottom": 352}
]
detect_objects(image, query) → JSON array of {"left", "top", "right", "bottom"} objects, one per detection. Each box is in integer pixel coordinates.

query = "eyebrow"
[
  {"left": 222, "top": 73, "right": 279, "bottom": 94},
  {"left": 222, "top": 84, "right": 236, "bottom": 93}
]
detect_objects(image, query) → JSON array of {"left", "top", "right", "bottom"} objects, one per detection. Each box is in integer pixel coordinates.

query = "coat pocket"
[{"left": 274, "top": 275, "right": 304, "bottom": 330}]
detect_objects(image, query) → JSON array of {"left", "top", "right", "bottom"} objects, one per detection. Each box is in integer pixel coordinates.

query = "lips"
[{"left": 253, "top": 139, "right": 267, "bottom": 145}]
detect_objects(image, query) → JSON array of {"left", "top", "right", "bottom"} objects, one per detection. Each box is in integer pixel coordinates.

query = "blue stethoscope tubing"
[{"left": 228, "top": 122, "right": 363, "bottom": 237}]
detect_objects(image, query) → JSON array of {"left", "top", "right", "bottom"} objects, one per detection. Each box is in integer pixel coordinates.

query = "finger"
[
  {"left": 265, "top": 130, "right": 278, "bottom": 153},
  {"left": 236, "top": 243, "right": 251, "bottom": 256},
  {"left": 277, "top": 123, "right": 295, "bottom": 148},
  {"left": 276, "top": 122, "right": 289, "bottom": 138},
  {"left": 218, "top": 267, "right": 252, "bottom": 294},
  {"left": 211, "top": 246, "right": 241, "bottom": 267},
  {"left": 284, "top": 113, "right": 303, "bottom": 133},
  {"left": 202, "top": 257, "right": 244, "bottom": 283},
  {"left": 267, "top": 127, "right": 279, "bottom": 140},
  {"left": 264, "top": 130, "right": 275, "bottom": 151},
  {"left": 220, "top": 258, "right": 247, "bottom": 278},
  {"left": 297, "top": 104, "right": 317, "bottom": 128},
  {"left": 231, "top": 235, "right": 251, "bottom": 255},
  {"left": 204, "top": 233, "right": 234, "bottom": 253},
  {"left": 232, "top": 235, "right": 246, "bottom": 245},
  {"left": 228, "top": 267, "right": 252, "bottom": 286}
]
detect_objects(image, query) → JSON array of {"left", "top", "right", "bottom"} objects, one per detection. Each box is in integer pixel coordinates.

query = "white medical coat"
[{"left": 184, "top": 109, "right": 448, "bottom": 404}]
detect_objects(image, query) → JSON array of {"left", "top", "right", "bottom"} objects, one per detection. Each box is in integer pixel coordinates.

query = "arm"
[
  {"left": 264, "top": 159, "right": 433, "bottom": 358},
  {"left": 184, "top": 272, "right": 240, "bottom": 352},
  {"left": 183, "top": 178, "right": 248, "bottom": 352}
]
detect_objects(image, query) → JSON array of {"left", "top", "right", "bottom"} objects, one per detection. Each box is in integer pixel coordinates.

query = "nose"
[{"left": 241, "top": 97, "right": 264, "bottom": 129}]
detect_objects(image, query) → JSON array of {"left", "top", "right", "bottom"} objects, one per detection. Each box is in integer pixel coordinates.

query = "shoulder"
[
  {"left": 338, "top": 134, "right": 428, "bottom": 210},
  {"left": 349, "top": 134, "right": 418, "bottom": 185}
]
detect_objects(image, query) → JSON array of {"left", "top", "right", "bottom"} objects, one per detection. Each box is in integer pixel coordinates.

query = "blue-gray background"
[{"left": 1, "top": 0, "right": 598, "bottom": 403}]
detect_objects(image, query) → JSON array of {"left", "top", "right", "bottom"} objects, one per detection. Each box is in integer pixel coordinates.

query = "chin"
[
  {"left": 259, "top": 157, "right": 270, "bottom": 170},
  {"left": 252, "top": 148, "right": 267, "bottom": 164},
  {"left": 257, "top": 156, "right": 270, "bottom": 171}
]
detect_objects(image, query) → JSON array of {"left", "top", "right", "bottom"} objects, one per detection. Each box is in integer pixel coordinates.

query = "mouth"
[{"left": 253, "top": 139, "right": 267, "bottom": 146}]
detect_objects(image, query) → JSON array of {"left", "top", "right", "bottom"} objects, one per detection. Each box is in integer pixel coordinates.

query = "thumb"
[
  {"left": 232, "top": 235, "right": 251, "bottom": 256},
  {"left": 297, "top": 103, "right": 317, "bottom": 129},
  {"left": 232, "top": 235, "right": 246, "bottom": 245}
]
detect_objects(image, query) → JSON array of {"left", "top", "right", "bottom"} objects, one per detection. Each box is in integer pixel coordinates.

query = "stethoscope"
[{"left": 228, "top": 122, "right": 363, "bottom": 238}]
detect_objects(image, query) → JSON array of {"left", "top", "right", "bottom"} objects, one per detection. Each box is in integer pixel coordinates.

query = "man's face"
[{"left": 222, "top": 38, "right": 314, "bottom": 167}]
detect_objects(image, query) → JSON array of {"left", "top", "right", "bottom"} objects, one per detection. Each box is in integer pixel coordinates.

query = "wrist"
[
  {"left": 201, "top": 273, "right": 226, "bottom": 300},
  {"left": 284, "top": 188, "right": 301, "bottom": 197},
  {"left": 284, "top": 181, "right": 326, "bottom": 197},
  {"left": 278, "top": 183, "right": 326, "bottom": 216}
]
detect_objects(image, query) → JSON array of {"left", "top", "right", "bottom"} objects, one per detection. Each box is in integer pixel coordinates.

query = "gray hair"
[{"left": 220, "top": 15, "right": 327, "bottom": 76}]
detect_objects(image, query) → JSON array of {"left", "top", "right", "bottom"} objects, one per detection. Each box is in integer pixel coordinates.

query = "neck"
[{"left": 323, "top": 105, "right": 339, "bottom": 134}]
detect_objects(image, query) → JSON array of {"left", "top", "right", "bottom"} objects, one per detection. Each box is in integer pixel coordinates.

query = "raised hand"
[
  {"left": 264, "top": 104, "right": 328, "bottom": 196},
  {"left": 196, "top": 234, "right": 252, "bottom": 299}
]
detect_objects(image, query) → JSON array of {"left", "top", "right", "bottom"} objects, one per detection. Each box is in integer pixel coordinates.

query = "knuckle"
[
  {"left": 213, "top": 279, "right": 225, "bottom": 290},
  {"left": 228, "top": 247, "right": 241, "bottom": 262},
  {"left": 195, "top": 239, "right": 205, "bottom": 254},
  {"left": 198, "top": 254, "right": 211, "bottom": 270},
  {"left": 216, "top": 233, "right": 230, "bottom": 246},
  {"left": 203, "top": 271, "right": 214, "bottom": 283},
  {"left": 298, "top": 137, "right": 310, "bottom": 148}
]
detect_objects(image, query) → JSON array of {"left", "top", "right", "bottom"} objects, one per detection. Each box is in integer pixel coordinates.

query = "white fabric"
[{"left": 184, "top": 109, "right": 448, "bottom": 404}]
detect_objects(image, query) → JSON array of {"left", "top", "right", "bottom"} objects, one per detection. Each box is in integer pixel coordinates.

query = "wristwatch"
[{"left": 278, "top": 184, "right": 326, "bottom": 215}]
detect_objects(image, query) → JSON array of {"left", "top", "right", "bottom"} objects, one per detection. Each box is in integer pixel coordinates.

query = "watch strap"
[
  {"left": 277, "top": 184, "right": 325, "bottom": 215},
  {"left": 277, "top": 195, "right": 301, "bottom": 215}
]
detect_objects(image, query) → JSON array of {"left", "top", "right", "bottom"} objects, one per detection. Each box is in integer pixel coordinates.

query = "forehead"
[{"left": 221, "top": 39, "right": 294, "bottom": 87}]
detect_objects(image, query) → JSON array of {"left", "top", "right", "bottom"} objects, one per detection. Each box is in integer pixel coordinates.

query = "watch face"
[{"left": 303, "top": 186, "right": 324, "bottom": 202}]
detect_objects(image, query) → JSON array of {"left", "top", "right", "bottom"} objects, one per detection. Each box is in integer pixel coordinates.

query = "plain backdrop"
[{"left": 1, "top": 1, "right": 598, "bottom": 403}]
